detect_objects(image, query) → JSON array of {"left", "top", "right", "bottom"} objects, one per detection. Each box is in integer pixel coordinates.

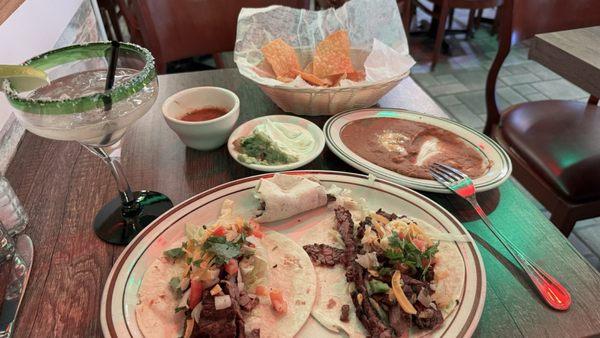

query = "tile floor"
[{"left": 406, "top": 9, "right": 599, "bottom": 270}]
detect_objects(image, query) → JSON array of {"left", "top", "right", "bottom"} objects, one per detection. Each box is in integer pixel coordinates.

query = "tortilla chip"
[
  {"left": 303, "top": 62, "right": 313, "bottom": 73},
  {"left": 316, "top": 30, "right": 350, "bottom": 56},
  {"left": 328, "top": 73, "right": 347, "bottom": 87},
  {"left": 253, "top": 60, "right": 276, "bottom": 79},
  {"left": 277, "top": 76, "right": 295, "bottom": 83},
  {"left": 346, "top": 70, "right": 366, "bottom": 82},
  {"left": 313, "top": 51, "right": 354, "bottom": 78},
  {"left": 312, "top": 30, "right": 354, "bottom": 78},
  {"left": 261, "top": 38, "right": 301, "bottom": 79},
  {"left": 292, "top": 69, "right": 332, "bottom": 87}
]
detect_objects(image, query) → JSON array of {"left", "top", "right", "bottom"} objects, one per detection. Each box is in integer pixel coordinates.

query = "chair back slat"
[
  {"left": 512, "top": 0, "right": 600, "bottom": 43},
  {"left": 484, "top": 0, "right": 600, "bottom": 134}
]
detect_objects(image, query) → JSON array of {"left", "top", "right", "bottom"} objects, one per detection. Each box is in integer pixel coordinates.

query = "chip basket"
[
  {"left": 237, "top": 47, "right": 412, "bottom": 116},
  {"left": 252, "top": 70, "right": 409, "bottom": 116}
]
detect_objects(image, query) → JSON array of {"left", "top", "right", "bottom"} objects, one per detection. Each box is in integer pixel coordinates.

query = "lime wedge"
[{"left": 0, "top": 65, "right": 50, "bottom": 92}]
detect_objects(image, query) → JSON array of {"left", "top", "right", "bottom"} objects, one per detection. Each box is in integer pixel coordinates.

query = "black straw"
[
  {"left": 102, "top": 41, "right": 120, "bottom": 112},
  {"left": 104, "top": 40, "right": 120, "bottom": 92},
  {"left": 99, "top": 41, "right": 120, "bottom": 146}
]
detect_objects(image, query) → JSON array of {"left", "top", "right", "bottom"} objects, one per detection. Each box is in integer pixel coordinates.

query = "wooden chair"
[
  {"left": 428, "top": 0, "right": 502, "bottom": 70},
  {"left": 132, "top": 0, "right": 309, "bottom": 74},
  {"left": 97, "top": 0, "right": 125, "bottom": 41},
  {"left": 484, "top": 0, "right": 600, "bottom": 236},
  {"left": 114, "top": 0, "right": 145, "bottom": 45}
]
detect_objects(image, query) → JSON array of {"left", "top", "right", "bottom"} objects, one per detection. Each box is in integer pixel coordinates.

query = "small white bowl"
[
  {"left": 227, "top": 115, "right": 325, "bottom": 172},
  {"left": 162, "top": 87, "right": 240, "bottom": 151}
]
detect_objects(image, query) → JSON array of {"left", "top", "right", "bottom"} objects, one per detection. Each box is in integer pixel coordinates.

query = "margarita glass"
[{"left": 2, "top": 42, "right": 173, "bottom": 245}]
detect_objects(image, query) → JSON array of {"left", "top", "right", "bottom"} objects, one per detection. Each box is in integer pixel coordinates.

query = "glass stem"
[{"left": 84, "top": 142, "right": 140, "bottom": 215}]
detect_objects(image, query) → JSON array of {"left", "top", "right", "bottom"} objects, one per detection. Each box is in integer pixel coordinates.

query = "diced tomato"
[
  {"left": 212, "top": 226, "right": 226, "bottom": 237},
  {"left": 421, "top": 258, "right": 430, "bottom": 268},
  {"left": 224, "top": 258, "right": 239, "bottom": 275},
  {"left": 269, "top": 289, "right": 287, "bottom": 314},
  {"left": 255, "top": 285, "right": 269, "bottom": 296},
  {"left": 411, "top": 238, "right": 427, "bottom": 252},
  {"left": 248, "top": 220, "right": 265, "bottom": 238},
  {"left": 252, "top": 228, "right": 265, "bottom": 239},
  {"left": 188, "top": 279, "right": 203, "bottom": 309}
]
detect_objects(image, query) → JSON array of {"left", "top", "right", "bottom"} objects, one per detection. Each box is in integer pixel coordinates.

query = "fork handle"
[{"left": 466, "top": 196, "right": 572, "bottom": 311}]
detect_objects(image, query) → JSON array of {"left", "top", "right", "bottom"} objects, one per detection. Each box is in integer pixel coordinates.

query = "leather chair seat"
[{"left": 501, "top": 100, "right": 600, "bottom": 202}]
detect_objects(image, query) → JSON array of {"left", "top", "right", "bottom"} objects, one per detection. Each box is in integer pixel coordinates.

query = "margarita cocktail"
[{"left": 2, "top": 42, "right": 172, "bottom": 245}]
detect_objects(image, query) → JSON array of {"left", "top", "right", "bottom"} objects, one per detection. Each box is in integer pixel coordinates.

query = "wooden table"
[
  {"left": 529, "top": 26, "right": 600, "bottom": 99},
  {"left": 6, "top": 69, "right": 600, "bottom": 337}
]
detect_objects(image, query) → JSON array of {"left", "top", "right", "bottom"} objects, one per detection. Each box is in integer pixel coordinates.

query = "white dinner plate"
[
  {"left": 324, "top": 108, "right": 512, "bottom": 193},
  {"left": 227, "top": 115, "right": 325, "bottom": 172},
  {"left": 101, "top": 171, "right": 486, "bottom": 338}
]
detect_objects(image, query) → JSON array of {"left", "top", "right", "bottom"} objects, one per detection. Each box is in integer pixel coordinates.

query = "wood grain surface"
[
  {"left": 5, "top": 69, "right": 600, "bottom": 337},
  {"left": 529, "top": 26, "right": 600, "bottom": 98},
  {"left": 0, "top": 0, "right": 24, "bottom": 25}
]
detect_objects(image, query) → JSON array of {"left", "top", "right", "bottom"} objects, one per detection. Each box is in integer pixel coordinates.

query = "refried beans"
[{"left": 340, "top": 117, "right": 490, "bottom": 179}]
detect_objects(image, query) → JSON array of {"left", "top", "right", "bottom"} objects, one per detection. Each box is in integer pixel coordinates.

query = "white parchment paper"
[{"left": 234, "top": 0, "right": 416, "bottom": 88}]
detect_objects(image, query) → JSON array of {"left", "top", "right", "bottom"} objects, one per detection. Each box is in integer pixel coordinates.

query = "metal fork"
[{"left": 429, "top": 162, "right": 571, "bottom": 311}]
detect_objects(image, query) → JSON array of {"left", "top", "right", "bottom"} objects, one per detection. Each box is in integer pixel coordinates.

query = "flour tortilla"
[
  {"left": 254, "top": 174, "right": 328, "bottom": 223},
  {"left": 298, "top": 209, "right": 465, "bottom": 337},
  {"left": 244, "top": 231, "right": 317, "bottom": 337},
  {"left": 136, "top": 231, "right": 317, "bottom": 338},
  {"left": 136, "top": 257, "right": 187, "bottom": 338}
]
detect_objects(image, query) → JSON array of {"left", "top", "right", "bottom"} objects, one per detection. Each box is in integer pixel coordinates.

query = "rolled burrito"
[{"left": 254, "top": 174, "right": 329, "bottom": 222}]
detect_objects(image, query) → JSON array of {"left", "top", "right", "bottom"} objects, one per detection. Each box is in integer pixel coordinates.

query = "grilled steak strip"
[
  {"left": 248, "top": 329, "right": 260, "bottom": 338},
  {"left": 334, "top": 206, "right": 394, "bottom": 337},
  {"left": 303, "top": 243, "right": 346, "bottom": 266},
  {"left": 224, "top": 278, "right": 245, "bottom": 338},
  {"left": 334, "top": 207, "right": 358, "bottom": 282},
  {"left": 375, "top": 209, "right": 400, "bottom": 221},
  {"left": 352, "top": 265, "right": 394, "bottom": 338},
  {"left": 340, "top": 304, "right": 350, "bottom": 322},
  {"left": 239, "top": 291, "right": 260, "bottom": 312},
  {"left": 194, "top": 287, "right": 237, "bottom": 338}
]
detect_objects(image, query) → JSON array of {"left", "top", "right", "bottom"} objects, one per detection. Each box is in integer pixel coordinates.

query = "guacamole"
[{"left": 236, "top": 131, "right": 299, "bottom": 165}]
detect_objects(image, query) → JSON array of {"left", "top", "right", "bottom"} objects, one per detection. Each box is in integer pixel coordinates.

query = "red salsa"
[{"left": 180, "top": 107, "right": 228, "bottom": 122}]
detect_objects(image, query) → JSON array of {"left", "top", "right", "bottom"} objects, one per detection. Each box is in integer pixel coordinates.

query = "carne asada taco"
[
  {"left": 253, "top": 174, "right": 329, "bottom": 223},
  {"left": 300, "top": 201, "right": 464, "bottom": 337},
  {"left": 136, "top": 199, "right": 317, "bottom": 338}
]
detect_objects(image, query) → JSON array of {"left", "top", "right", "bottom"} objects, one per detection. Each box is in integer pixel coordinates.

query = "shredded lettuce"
[
  {"left": 239, "top": 240, "right": 270, "bottom": 291},
  {"left": 185, "top": 223, "right": 206, "bottom": 241}
]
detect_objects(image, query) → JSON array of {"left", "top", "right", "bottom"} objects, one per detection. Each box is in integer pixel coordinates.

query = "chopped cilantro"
[
  {"left": 378, "top": 267, "right": 394, "bottom": 277},
  {"left": 385, "top": 232, "right": 439, "bottom": 281},
  {"left": 164, "top": 247, "right": 185, "bottom": 259},
  {"left": 168, "top": 277, "right": 182, "bottom": 298},
  {"left": 203, "top": 235, "right": 243, "bottom": 265},
  {"left": 174, "top": 306, "right": 186, "bottom": 313}
]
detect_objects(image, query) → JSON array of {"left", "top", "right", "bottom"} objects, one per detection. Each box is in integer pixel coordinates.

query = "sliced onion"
[
  {"left": 246, "top": 235, "right": 260, "bottom": 246},
  {"left": 180, "top": 277, "right": 190, "bottom": 291},
  {"left": 178, "top": 289, "right": 191, "bottom": 309},
  {"left": 355, "top": 252, "right": 379, "bottom": 270},
  {"left": 417, "top": 288, "right": 432, "bottom": 307},
  {"left": 237, "top": 268, "right": 245, "bottom": 291},
  {"left": 214, "top": 295, "right": 232, "bottom": 310},
  {"left": 191, "top": 303, "right": 203, "bottom": 323}
]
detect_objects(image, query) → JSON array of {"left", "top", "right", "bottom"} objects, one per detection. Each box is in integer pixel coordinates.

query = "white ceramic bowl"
[
  {"left": 227, "top": 115, "right": 325, "bottom": 172},
  {"left": 162, "top": 87, "right": 240, "bottom": 150}
]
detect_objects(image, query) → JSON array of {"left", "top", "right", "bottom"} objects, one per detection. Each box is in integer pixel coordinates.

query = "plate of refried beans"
[{"left": 324, "top": 108, "right": 512, "bottom": 193}]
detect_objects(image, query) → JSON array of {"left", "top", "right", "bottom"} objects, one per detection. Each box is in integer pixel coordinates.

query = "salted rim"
[{"left": 3, "top": 42, "right": 156, "bottom": 115}]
